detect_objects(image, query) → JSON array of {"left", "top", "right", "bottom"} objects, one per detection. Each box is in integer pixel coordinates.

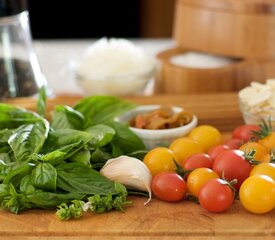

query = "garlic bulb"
[{"left": 100, "top": 155, "right": 152, "bottom": 205}]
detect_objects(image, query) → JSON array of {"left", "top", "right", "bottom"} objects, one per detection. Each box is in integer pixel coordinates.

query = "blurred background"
[{"left": 27, "top": 0, "right": 176, "bottom": 39}]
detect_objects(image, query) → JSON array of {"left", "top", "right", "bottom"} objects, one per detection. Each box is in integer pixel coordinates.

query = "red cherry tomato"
[
  {"left": 224, "top": 138, "right": 243, "bottom": 149},
  {"left": 232, "top": 124, "right": 260, "bottom": 142},
  {"left": 183, "top": 153, "right": 213, "bottom": 170},
  {"left": 198, "top": 178, "right": 234, "bottom": 213},
  {"left": 151, "top": 172, "right": 187, "bottom": 202},
  {"left": 207, "top": 144, "right": 230, "bottom": 160},
  {"left": 212, "top": 149, "right": 252, "bottom": 190}
]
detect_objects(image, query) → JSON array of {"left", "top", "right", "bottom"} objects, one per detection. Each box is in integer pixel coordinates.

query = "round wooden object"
[
  {"left": 173, "top": 0, "right": 275, "bottom": 59},
  {"left": 155, "top": 47, "right": 275, "bottom": 94}
]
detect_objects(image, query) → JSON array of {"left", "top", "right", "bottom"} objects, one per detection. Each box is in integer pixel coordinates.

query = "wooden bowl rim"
[
  {"left": 178, "top": 0, "right": 275, "bottom": 15},
  {"left": 157, "top": 47, "right": 247, "bottom": 71}
]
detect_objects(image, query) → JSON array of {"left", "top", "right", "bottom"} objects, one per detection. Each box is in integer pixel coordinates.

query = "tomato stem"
[
  {"left": 173, "top": 158, "right": 192, "bottom": 179},
  {"left": 243, "top": 148, "right": 261, "bottom": 165},
  {"left": 220, "top": 172, "right": 238, "bottom": 199},
  {"left": 185, "top": 194, "right": 199, "bottom": 204}
]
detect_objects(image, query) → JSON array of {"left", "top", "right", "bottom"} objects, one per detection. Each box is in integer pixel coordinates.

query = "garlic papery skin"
[{"left": 100, "top": 155, "right": 152, "bottom": 205}]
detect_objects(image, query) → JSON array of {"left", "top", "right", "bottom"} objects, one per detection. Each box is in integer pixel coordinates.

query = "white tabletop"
[{"left": 33, "top": 39, "right": 175, "bottom": 96}]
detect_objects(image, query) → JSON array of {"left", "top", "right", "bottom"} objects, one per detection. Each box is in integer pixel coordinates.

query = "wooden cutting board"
[{"left": 1, "top": 93, "right": 273, "bottom": 240}]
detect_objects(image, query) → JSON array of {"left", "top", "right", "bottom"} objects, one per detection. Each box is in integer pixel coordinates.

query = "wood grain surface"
[
  {"left": 1, "top": 93, "right": 274, "bottom": 240},
  {"left": 174, "top": 0, "right": 275, "bottom": 59},
  {"left": 1, "top": 196, "right": 274, "bottom": 240}
]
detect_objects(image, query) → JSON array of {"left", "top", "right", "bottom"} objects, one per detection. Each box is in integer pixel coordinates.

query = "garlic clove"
[{"left": 100, "top": 155, "right": 152, "bottom": 205}]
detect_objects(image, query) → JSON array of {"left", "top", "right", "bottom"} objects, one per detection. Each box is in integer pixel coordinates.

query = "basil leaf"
[
  {"left": 3, "top": 163, "right": 34, "bottom": 187},
  {"left": 0, "top": 129, "right": 14, "bottom": 144},
  {"left": 90, "top": 148, "right": 112, "bottom": 169},
  {"left": 0, "top": 161, "right": 11, "bottom": 181},
  {"left": 26, "top": 191, "right": 85, "bottom": 209},
  {"left": 0, "top": 184, "right": 32, "bottom": 213},
  {"left": 56, "top": 163, "right": 117, "bottom": 195},
  {"left": 41, "top": 129, "right": 93, "bottom": 153},
  {"left": 31, "top": 163, "right": 57, "bottom": 192},
  {"left": 0, "top": 183, "right": 10, "bottom": 197},
  {"left": 38, "top": 141, "right": 84, "bottom": 165},
  {"left": 0, "top": 150, "right": 14, "bottom": 164},
  {"left": 107, "top": 121, "right": 145, "bottom": 154},
  {"left": 20, "top": 175, "right": 36, "bottom": 194},
  {"left": 70, "top": 150, "right": 91, "bottom": 167},
  {"left": 8, "top": 119, "right": 50, "bottom": 162},
  {"left": 0, "top": 104, "right": 41, "bottom": 129},
  {"left": 51, "top": 105, "right": 84, "bottom": 130},
  {"left": 37, "top": 86, "right": 47, "bottom": 117},
  {"left": 74, "top": 96, "right": 136, "bottom": 128},
  {"left": 85, "top": 124, "right": 115, "bottom": 147}
]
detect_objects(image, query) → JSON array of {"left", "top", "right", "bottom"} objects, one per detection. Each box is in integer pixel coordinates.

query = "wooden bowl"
[
  {"left": 155, "top": 47, "right": 275, "bottom": 94},
  {"left": 173, "top": 0, "right": 275, "bottom": 59}
]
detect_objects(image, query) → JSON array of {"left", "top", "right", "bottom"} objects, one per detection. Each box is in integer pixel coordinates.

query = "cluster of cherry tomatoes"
[{"left": 143, "top": 124, "right": 275, "bottom": 214}]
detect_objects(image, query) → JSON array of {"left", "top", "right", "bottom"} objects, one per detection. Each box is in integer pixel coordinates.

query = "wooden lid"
[{"left": 179, "top": 0, "right": 275, "bottom": 14}]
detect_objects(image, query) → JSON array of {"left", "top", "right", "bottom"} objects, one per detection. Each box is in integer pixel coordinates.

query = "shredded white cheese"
[{"left": 76, "top": 38, "right": 154, "bottom": 80}]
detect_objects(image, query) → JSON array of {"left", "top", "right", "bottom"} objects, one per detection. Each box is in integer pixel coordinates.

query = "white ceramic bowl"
[{"left": 116, "top": 105, "right": 198, "bottom": 149}]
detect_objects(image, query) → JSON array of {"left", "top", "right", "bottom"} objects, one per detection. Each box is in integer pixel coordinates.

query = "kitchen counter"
[
  {"left": 1, "top": 39, "right": 274, "bottom": 239},
  {"left": 1, "top": 93, "right": 274, "bottom": 239}
]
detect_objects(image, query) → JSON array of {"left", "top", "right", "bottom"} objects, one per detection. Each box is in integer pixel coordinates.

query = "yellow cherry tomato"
[
  {"left": 239, "top": 175, "right": 275, "bottom": 214},
  {"left": 186, "top": 167, "right": 219, "bottom": 197},
  {"left": 188, "top": 125, "right": 222, "bottom": 151},
  {"left": 143, "top": 147, "right": 176, "bottom": 177},
  {"left": 169, "top": 137, "right": 204, "bottom": 165},
  {"left": 258, "top": 132, "right": 275, "bottom": 152},
  {"left": 239, "top": 142, "right": 268, "bottom": 163},
  {"left": 250, "top": 163, "right": 275, "bottom": 181}
]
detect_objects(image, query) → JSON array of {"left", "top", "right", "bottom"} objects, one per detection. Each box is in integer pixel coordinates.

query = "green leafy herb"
[
  {"left": 0, "top": 104, "right": 41, "bottom": 129},
  {"left": 85, "top": 124, "right": 115, "bottom": 147},
  {"left": 56, "top": 200, "right": 85, "bottom": 220},
  {"left": 37, "top": 86, "right": 47, "bottom": 117},
  {"left": 30, "top": 163, "right": 57, "bottom": 191},
  {"left": 8, "top": 120, "right": 49, "bottom": 162},
  {"left": 51, "top": 105, "right": 85, "bottom": 130},
  {"left": 56, "top": 163, "right": 117, "bottom": 195},
  {"left": 70, "top": 150, "right": 91, "bottom": 167},
  {"left": 74, "top": 95, "right": 136, "bottom": 128},
  {"left": 56, "top": 182, "right": 131, "bottom": 220},
  {"left": 88, "top": 182, "right": 131, "bottom": 213},
  {"left": 26, "top": 191, "right": 85, "bottom": 209},
  {"left": 0, "top": 93, "right": 145, "bottom": 220}
]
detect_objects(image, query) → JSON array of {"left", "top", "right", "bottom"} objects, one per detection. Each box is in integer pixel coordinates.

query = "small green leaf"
[
  {"left": 70, "top": 150, "right": 91, "bottom": 167},
  {"left": 74, "top": 96, "right": 136, "bottom": 128},
  {"left": 56, "top": 200, "right": 85, "bottom": 221},
  {"left": 51, "top": 105, "right": 85, "bottom": 130},
  {"left": 107, "top": 121, "right": 145, "bottom": 154},
  {"left": 0, "top": 104, "right": 41, "bottom": 130},
  {"left": 20, "top": 175, "right": 36, "bottom": 194},
  {"left": 31, "top": 163, "right": 57, "bottom": 192},
  {"left": 37, "top": 86, "right": 47, "bottom": 117},
  {"left": 26, "top": 191, "right": 85, "bottom": 209},
  {"left": 56, "top": 163, "right": 117, "bottom": 195},
  {"left": 8, "top": 119, "right": 49, "bottom": 162},
  {"left": 85, "top": 124, "right": 115, "bottom": 147}
]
